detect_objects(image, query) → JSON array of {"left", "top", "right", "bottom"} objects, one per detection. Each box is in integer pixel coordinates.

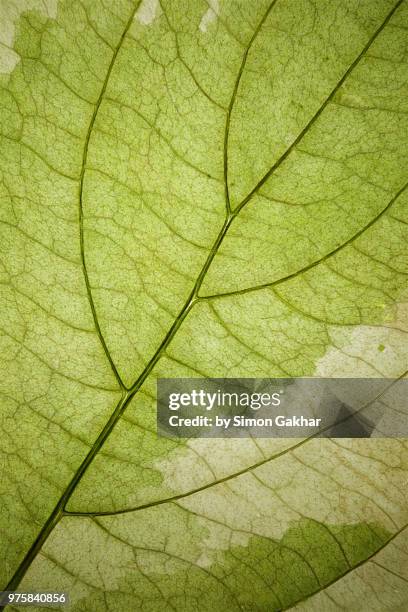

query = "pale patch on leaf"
[
  {"left": 315, "top": 320, "right": 408, "bottom": 377},
  {"left": 199, "top": 0, "right": 220, "bottom": 33},
  {"left": 0, "top": 0, "right": 57, "bottom": 73},
  {"left": 135, "top": 0, "right": 160, "bottom": 26}
]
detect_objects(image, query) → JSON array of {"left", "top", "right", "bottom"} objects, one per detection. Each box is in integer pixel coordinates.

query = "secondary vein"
[
  {"left": 223, "top": 0, "right": 280, "bottom": 213},
  {"left": 77, "top": 7, "right": 138, "bottom": 391},
  {"left": 234, "top": 0, "right": 405, "bottom": 215}
]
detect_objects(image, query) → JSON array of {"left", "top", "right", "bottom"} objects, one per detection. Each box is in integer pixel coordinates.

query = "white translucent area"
[
  {"left": 199, "top": 0, "right": 220, "bottom": 33},
  {"left": 315, "top": 304, "right": 408, "bottom": 377},
  {"left": 0, "top": 0, "right": 57, "bottom": 73},
  {"left": 135, "top": 0, "right": 160, "bottom": 26}
]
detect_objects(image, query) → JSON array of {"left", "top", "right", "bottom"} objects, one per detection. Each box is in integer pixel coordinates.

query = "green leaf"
[{"left": 1, "top": 0, "right": 408, "bottom": 609}]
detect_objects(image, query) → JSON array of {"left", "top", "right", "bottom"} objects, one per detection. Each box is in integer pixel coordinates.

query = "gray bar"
[{"left": 157, "top": 378, "right": 408, "bottom": 438}]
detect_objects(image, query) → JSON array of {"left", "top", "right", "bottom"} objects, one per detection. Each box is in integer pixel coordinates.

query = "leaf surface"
[{"left": 1, "top": 0, "right": 408, "bottom": 609}]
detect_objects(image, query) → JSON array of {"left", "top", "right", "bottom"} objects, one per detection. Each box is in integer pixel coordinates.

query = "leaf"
[{"left": 1, "top": 0, "right": 408, "bottom": 610}]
